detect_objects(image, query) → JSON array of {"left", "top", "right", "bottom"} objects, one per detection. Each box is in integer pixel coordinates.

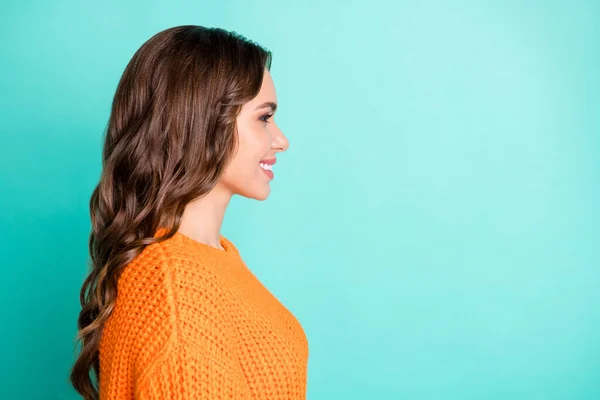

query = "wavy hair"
[{"left": 69, "top": 25, "right": 272, "bottom": 400}]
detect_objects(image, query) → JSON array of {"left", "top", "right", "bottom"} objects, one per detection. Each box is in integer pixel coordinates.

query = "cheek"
[
  {"left": 227, "top": 135, "right": 263, "bottom": 178},
  {"left": 239, "top": 126, "right": 270, "bottom": 156}
]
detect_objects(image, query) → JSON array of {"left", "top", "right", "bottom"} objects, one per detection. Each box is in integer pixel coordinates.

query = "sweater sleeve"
[{"left": 134, "top": 336, "right": 252, "bottom": 399}]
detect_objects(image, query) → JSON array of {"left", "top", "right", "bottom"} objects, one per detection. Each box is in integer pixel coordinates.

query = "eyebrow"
[{"left": 254, "top": 101, "right": 277, "bottom": 112}]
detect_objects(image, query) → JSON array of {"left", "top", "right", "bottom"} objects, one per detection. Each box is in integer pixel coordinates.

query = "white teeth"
[{"left": 259, "top": 162, "right": 273, "bottom": 171}]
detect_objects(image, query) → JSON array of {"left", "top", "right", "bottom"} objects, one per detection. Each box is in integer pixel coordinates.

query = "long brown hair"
[{"left": 70, "top": 25, "right": 272, "bottom": 399}]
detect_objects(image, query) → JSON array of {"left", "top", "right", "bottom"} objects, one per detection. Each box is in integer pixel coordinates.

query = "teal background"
[{"left": 1, "top": 0, "right": 598, "bottom": 399}]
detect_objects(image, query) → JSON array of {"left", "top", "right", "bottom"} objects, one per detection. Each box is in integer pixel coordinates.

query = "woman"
[{"left": 70, "top": 25, "right": 309, "bottom": 399}]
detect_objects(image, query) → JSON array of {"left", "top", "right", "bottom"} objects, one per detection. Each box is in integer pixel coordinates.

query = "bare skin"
[{"left": 177, "top": 68, "right": 289, "bottom": 250}]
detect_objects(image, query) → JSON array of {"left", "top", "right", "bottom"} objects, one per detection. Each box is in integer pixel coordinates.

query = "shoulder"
[
  {"left": 116, "top": 235, "right": 235, "bottom": 321},
  {"left": 101, "top": 235, "right": 236, "bottom": 372},
  {"left": 118, "top": 233, "right": 230, "bottom": 294}
]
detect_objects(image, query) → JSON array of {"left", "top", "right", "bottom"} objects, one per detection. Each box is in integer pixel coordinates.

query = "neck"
[{"left": 177, "top": 184, "right": 232, "bottom": 250}]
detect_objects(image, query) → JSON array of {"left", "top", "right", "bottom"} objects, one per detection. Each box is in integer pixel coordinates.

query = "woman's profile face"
[{"left": 217, "top": 68, "right": 289, "bottom": 200}]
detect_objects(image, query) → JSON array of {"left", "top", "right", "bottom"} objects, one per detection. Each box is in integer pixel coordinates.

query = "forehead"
[
  {"left": 251, "top": 68, "right": 276, "bottom": 104},
  {"left": 238, "top": 68, "right": 277, "bottom": 117}
]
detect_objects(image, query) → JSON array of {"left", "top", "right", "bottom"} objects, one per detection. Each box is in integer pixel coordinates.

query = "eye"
[{"left": 259, "top": 113, "right": 274, "bottom": 123}]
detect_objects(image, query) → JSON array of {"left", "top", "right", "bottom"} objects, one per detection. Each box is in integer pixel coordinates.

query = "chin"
[
  {"left": 254, "top": 187, "right": 271, "bottom": 201},
  {"left": 239, "top": 184, "right": 271, "bottom": 201}
]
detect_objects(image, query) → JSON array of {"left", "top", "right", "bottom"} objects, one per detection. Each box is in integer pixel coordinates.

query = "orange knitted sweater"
[{"left": 98, "top": 228, "right": 309, "bottom": 399}]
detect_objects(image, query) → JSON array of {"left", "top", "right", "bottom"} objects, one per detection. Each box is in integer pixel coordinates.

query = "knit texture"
[{"left": 98, "top": 227, "right": 309, "bottom": 399}]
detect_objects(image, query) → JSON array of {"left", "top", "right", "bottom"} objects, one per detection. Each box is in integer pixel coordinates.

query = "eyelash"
[{"left": 260, "top": 113, "right": 274, "bottom": 123}]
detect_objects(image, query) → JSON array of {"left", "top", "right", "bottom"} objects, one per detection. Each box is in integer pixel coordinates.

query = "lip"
[{"left": 259, "top": 158, "right": 276, "bottom": 165}]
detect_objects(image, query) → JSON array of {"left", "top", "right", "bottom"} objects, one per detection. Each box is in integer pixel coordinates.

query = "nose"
[{"left": 272, "top": 123, "right": 289, "bottom": 152}]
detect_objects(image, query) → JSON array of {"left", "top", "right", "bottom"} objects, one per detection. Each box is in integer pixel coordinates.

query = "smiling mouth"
[
  {"left": 259, "top": 162, "right": 275, "bottom": 179},
  {"left": 259, "top": 162, "right": 273, "bottom": 172}
]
